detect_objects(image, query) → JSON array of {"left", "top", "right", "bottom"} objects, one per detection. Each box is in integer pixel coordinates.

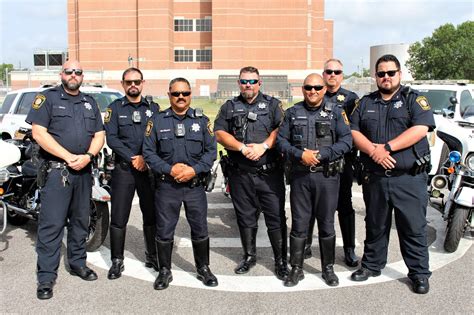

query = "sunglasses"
[
  {"left": 123, "top": 80, "right": 143, "bottom": 86},
  {"left": 303, "top": 85, "right": 325, "bottom": 91},
  {"left": 324, "top": 69, "right": 343, "bottom": 75},
  {"left": 63, "top": 69, "right": 83, "bottom": 76},
  {"left": 376, "top": 70, "right": 399, "bottom": 78},
  {"left": 170, "top": 91, "right": 191, "bottom": 97},
  {"left": 239, "top": 79, "right": 259, "bottom": 85}
]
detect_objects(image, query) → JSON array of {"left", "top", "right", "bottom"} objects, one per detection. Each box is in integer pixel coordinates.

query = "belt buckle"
[
  {"left": 384, "top": 170, "right": 392, "bottom": 177},
  {"left": 309, "top": 165, "right": 317, "bottom": 173}
]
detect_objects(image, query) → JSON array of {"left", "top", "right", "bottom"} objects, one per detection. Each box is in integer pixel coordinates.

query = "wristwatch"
[
  {"left": 86, "top": 152, "right": 95, "bottom": 161},
  {"left": 384, "top": 143, "right": 393, "bottom": 154},
  {"left": 262, "top": 143, "right": 270, "bottom": 150}
]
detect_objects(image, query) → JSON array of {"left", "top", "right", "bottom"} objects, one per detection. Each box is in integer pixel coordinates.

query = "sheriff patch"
[
  {"left": 104, "top": 108, "right": 112, "bottom": 123},
  {"left": 207, "top": 121, "right": 214, "bottom": 136},
  {"left": 341, "top": 110, "right": 350, "bottom": 125},
  {"left": 416, "top": 96, "right": 431, "bottom": 110},
  {"left": 351, "top": 99, "right": 360, "bottom": 116},
  {"left": 145, "top": 120, "right": 153, "bottom": 136},
  {"left": 32, "top": 94, "right": 46, "bottom": 110}
]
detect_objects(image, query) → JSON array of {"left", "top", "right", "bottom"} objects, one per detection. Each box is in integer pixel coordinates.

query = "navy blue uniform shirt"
[
  {"left": 325, "top": 87, "right": 359, "bottom": 117},
  {"left": 104, "top": 96, "right": 159, "bottom": 162},
  {"left": 26, "top": 85, "right": 104, "bottom": 161},
  {"left": 350, "top": 86, "right": 435, "bottom": 172},
  {"left": 143, "top": 107, "right": 216, "bottom": 175}
]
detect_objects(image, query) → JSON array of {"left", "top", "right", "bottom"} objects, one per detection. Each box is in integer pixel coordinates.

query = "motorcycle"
[
  {"left": 430, "top": 107, "right": 474, "bottom": 253},
  {"left": 0, "top": 129, "right": 110, "bottom": 251}
]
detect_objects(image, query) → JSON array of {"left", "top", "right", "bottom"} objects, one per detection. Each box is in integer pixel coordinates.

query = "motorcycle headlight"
[
  {"left": 0, "top": 168, "right": 10, "bottom": 184},
  {"left": 466, "top": 153, "right": 474, "bottom": 171}
]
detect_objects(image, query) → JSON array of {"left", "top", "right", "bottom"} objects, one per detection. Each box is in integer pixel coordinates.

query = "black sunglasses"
[
  {"left": 239, "top": 79, "right": 259, "bottom": 85},
  {"left": 63, "top": 69, "right": 83, "bottom": 76},
  {"left": 324, "top": 69, "right": 343, "bottom": 75},
  {"left": 376, "top": 70, "right": 399, "bottom": 78},
  {"left": 303, "top": 85, "right": 325, "bottom": 91},
  {"left": 170, "top": 91, "right": 191, "bottom": 97},
  {"left": 123, "top": 80, "right": 143, "bottom": 86}
]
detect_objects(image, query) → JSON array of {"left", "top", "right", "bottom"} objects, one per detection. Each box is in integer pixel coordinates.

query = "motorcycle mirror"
[{"left": 449, "top": 96, "right": 458, "bottom": 105}]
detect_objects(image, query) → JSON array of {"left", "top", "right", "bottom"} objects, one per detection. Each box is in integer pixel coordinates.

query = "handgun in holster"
[{"left": 37, "top": 161, "right": 48, "bottom": 188}]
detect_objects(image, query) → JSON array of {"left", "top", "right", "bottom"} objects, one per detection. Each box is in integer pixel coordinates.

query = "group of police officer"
[{"left": 28, "top": 54, "right": 433, "bottom": 300}]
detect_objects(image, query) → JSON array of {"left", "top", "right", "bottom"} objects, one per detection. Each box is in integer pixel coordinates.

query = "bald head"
[{"left": 302, "top": 73, "right": 326, "bottom": 107}]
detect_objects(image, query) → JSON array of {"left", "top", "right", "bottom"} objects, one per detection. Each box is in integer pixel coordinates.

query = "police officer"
[
  {"left": 350, "top": 54, "right": 434, "bottom": 294},
  {"left": 277, "top": 73, "right": 352, "bottom": 287},
  {"left": 143, "top": 77, "right": 218, "bottom": 290},
  {"left": 26, "top": 60, "right": 105, "bottom": 299},
  {"left": 104, "top": 67, "right": 160, "bottom": 280},
  {"left": 304, "top": 59, "right": 360, "bottom": 267},
  {"left": 214, "top": 66, "right": 289, "bottom": 280}
]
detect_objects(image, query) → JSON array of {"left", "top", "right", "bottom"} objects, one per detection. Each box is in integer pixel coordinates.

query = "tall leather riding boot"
[
  {"left": 304, "top": 216, "right": 316, "bottom": 259},
  {"left": 284, "top": 235, "right": 306, "bottom": 287},
  {"left": 319, "top": 235, "right": 339, "bottom": 287},
  {"left": 339, "top": 212, "right": 359, "bottom": 267},
  {"left": 267, "top": 228, "right": 289, "bottom": 280},
  {"left": 192, "top": 237, "right": 218, "bottom": 287},
  {"left": 143, "top": 225, "right": 159, "bottom": 271},
  {"left": 108, "top": 226, "right": 126, "bottom": 280},
  {"left": 153, "top": 239, "right": 173, "bottom": 290},
  {"left": 234, "top": 227, "right": 258, "bottom": 274}
]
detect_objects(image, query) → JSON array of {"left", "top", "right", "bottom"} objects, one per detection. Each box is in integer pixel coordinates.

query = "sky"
[{"left": 0, "top": 0, "right": 472, "bottom": 74}]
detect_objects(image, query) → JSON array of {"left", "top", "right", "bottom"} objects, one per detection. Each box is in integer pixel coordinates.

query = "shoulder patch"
[
  {"left": 416, "top": 96, "right": 431, "bottom": 111},
  {"left": 104, "top": 108, "right": 112, "bottom": 123},
  {"left": 32, "top": 94, "right": 46, "bottom": 110},
  {"left": 341, "top": 110, "right": 350, "bottom": 125},
  {"left": 207, "top": 121, "right": 214, "bottom": 136},
  {"left": 351, "top": 99, "right": 360, "bottom": 116},
  {"left": 145, "top": 120, "right": 153, "bottom": 137}
]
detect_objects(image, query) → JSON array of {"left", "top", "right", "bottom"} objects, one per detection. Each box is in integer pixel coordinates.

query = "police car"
[
  {"left": 0, "top": 84, "right": 123, "bottom": 140},
  {"left": 406, "top": 81, "right": 474, "bottom": 175}
]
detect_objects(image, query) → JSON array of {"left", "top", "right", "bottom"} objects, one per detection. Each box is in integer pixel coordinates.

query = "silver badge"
[
  {"left": 393, "top": 101, "right": 403, "bottom": 109},
  {"left": 191, "top": 123, "right": 200, "bottom": 132},
  {"left": 257, "top": 102, "right": 266, "bottom": 109},
  {"left": 320, "top": 111, "right": 328, "bottom": 118},
  {"left": 145, "top": 109, "right": 152, "bottom": 117},
  {"left": 84, "top": 102, "right": 92, "bottom": 110}
]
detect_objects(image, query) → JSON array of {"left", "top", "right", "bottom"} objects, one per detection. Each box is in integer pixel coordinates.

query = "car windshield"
[
  {"left": 86, "top": 92, "right": 122, "bottom": 112},
  {"left": 417, "top": 89, "right": 456, "bottom": 115}
]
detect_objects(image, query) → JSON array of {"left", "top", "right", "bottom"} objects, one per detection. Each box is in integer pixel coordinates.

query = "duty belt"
[
  {"left": 230, "top": 162, "right": 280, "bottom": 174},
  {"left": 48, "top": 161, "right": 67, "bottom": 169},
  {"left": 371, "top": 169, "right": 409, "bottom": 177},
  {"left": 158, "top": 174, "right": 204, "bottom": 187},
  {"left": 292, "top": 164, "right": 324, "bottom": 173}
]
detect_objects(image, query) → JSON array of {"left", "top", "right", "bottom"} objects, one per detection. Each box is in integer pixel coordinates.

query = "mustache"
[{"left": 177, "top": 98, "right": 186, "bottom": 102}]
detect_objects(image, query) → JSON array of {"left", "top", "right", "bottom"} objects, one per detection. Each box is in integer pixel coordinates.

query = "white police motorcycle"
[
  {"left": 430, "top": 106, "right": 474, "bottom": 253},
  {"left": 0, "top": 129, "right": 110, "bottom": 251}
]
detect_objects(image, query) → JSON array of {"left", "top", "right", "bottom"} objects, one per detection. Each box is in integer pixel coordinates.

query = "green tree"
[
  {"left": 406, "top": 21, "right": 474, "bottom": 80},
  {"left": 0, "top": 63, "right": 14, "bottom": 85}
]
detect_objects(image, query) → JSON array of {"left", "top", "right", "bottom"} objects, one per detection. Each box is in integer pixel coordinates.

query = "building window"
[
  {"left": 196, "top": 50, "right": 212, "bottom": 62},
  {"left": 174, "top": 50, "right": 193, "bottom": 62},
  {"left": 174, "top": 19, "right": 193, "bottom": 32},
  {"left": 196, "top": 19, "right": 211, "bottom": 32}
]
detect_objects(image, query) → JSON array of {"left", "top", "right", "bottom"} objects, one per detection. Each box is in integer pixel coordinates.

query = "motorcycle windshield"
[{"left": 0, "top": 140, "right": 21, "bottom": 167}]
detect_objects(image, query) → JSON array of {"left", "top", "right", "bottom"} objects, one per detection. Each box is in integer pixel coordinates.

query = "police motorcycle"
[
  {"left": 0, "top": 128, "right": 110, "bottom": 251},
  {"left": 430, "top": 105, "right": 474, "bottom": 253}
]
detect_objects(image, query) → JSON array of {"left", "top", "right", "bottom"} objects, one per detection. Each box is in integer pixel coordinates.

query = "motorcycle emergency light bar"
[{"left": 449, "top": 151, "right": 461, "bottom": 163}]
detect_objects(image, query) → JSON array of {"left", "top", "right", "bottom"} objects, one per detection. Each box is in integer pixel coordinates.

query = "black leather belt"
[
  {"left": 292, "top": 164, "right": 324, "bottom": 173},
  {"left": 158, "top": 174, "right": 203, "bottom": 187},
  {"left": 371, "top": 169, "right": 408, "bottom": 177},
  {"left": 231, "top": 162, "right": 279, "bottom": 174},
  {"left": 48, "top": 161, "right": 67, "bottom": 169}
]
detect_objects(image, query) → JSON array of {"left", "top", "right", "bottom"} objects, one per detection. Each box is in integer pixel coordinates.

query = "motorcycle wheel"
[
  {"left": 86, "top": 200, "right": 109, "bottom": 252},
  {"left": 444, "top": 206, "right": 470, "bottom": 253},
  {"left": 6, "top": 210, "right": 29, "bottom": 226}
]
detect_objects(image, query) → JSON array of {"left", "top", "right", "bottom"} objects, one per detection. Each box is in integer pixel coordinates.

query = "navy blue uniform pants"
[
  {"left": 228, "top": 168, "right": 286, "bottom": 231},
  {"left": 110, "top": 163, "right": 155, "bottom": 229},
  {"left": 361, "top": 172, "right": 431, "bottom": 280},
  {"left": 337, "top": 153, "right": 355, "bottom": 217},
  {"left": 36, "top": 167, "right": 91, "bottom": 284},
  {"left": 154, "top": 180, "right": 208, "bottom": 241},
  {"left": 290, "top": 171, "right": 339, "bottom": 238}
]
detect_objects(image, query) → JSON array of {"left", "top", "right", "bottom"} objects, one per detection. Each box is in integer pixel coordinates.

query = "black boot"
[
  {"left": 234, "top": 227, "right": 257, "bottom": 274},
  {"left": 319, "top": 235, "right": 339, "bottom": 287},
  {"left": 284, "top": 235, "right": 306, "bottom": 287},
  {"left": 339, "top": 212, "right": 359, "bottom": 267},
  {"left": 192, "top": 238, "right": 218, "bottom": 287},
  {"left": 267, "top": 228, "right": 289, "bottom": 280},
  {"left": 143, "top": 225, "right": 159, "bottom": 271},
  {"left": 304, "top": 216, "right": 316, "bottom": 259},
  {"left": 153, "top": 239, "right": 173, "bottom": 290},
  {"left": 108, "top": 226, "right": 126, "bottom": 280}
]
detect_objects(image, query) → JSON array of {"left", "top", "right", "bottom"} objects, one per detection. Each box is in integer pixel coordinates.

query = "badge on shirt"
[
  {"left": 207, "top": 121, "right": 214, "bottom": 136},
  {"left": 416, "top": 96, "right": 431, "bottom": 110},
  {"left": 145, "top": 109, "right": 152, "bottom": 118},
  {"left": 320, "top": 111, "right": 328, "bottom": 118},
  {"left": 191, "top": 123, "right": 200, "bottom": 132},
  {"left": 393, "top": 100, "right": 403, "bottom": 109},
  {"left": 337, "top": 94, "right": 345, "bottom": 102},
  {"left": 104, "top": 108, "right": 112, "bottom": 123},
  {"left": 145, "top": 120, "right": 153, "bottom": 137},
  {"left": 84, "top": 102, "right": 92, "bottom": 111},
  {"left": 341, "top": 110, "right": 350, "bottom": 125},
  {"left": 257, "top": 102, "right": 266, "bottom": 109},
  {"left": 32, "top": 94, "right": 46, "bottom": 110}
]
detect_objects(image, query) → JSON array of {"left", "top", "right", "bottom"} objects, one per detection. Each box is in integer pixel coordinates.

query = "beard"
[
  {"left": 126, "top": 87, "right": 140, "bottom": 97},
  {"left": 378, "top": 81, "right": 400, "bottom": 95},
  {"left": 61, "top": 77, "right": 81, "bottom": 91},
  {"left": 241, "top": 89, "right": 256, "bottom": 101}
]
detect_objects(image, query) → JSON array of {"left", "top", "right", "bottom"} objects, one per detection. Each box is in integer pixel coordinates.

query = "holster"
[
  {"left": 37, "top": 161, "right": 48, "bottom": 188},
  {"left": 219, "top": 154, "right": 231, "bottom": 178}
]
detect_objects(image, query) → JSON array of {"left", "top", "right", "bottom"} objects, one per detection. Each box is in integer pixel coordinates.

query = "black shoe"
[
  {"left": 322, "top": 266, "right": 339, "bottom": 287},
  {"left": 108, "top": 259, "right": 124, "bottom": 280},
  {"left": 37, "top": 282, "right": 54, "bottom": 300},
  {"left": 69, "top": 266, "right": 98, "bottom": 281},
  {"left": 154, "top": 268, "right": 173, "bottom": 290},
  {"left": 344, "top": 248, "right": 359, "bottom": 267},
  {"left": 275, "top": 261, "right": 290, "bottom": 280},
  {"left": 412, "top": 278, "right": 430, "bottom": 294},
  {"left": 234, "top": 256, "right": 256, "bottom": 274},
  {"left": 303, "top": 246, "right": 312, "bottom": 259},
  {"left": 351, "top": 267, "right": 381, "bottom": 281},
  {"left": 283, "top": 266, "right": 304, "bottom": 287},
  {"left": 197, "top": 265, "right": 218, "bottom": 287}
]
